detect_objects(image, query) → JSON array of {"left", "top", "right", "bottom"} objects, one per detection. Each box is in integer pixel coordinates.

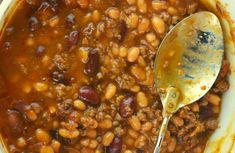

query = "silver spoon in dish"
[{"left": 153, "top": 11, "right": 224, "bottom": 153}]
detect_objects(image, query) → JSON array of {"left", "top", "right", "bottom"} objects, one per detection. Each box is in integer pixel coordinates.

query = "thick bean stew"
[{"left": 0, "top": 0, "right": 230, "bottom": 153}]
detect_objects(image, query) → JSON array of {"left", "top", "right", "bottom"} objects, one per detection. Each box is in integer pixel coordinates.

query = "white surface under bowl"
[{"left": 0, "top": 0, "right": 234, "bottom": 153}]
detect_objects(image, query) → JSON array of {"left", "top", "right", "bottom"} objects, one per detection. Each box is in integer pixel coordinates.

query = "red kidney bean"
[
  {"left": 136, "top": 150, "right": 144, "bottom": 153},
  {"left": 199, "top": 106, "right": 214, "bottom": 120},
  {"left": 78, "top": 86, "right": 100, "bottom": 106},
  {"left": 106, "top": 136, "right": 122, "bottom": 153},
  {"left": 6, "top": 26, "right": 14, "bottom": 35},
  {"left": 51, "top": 70, "right": 69, "bottom": 85},
  {"left": 37, "top": 2, "right": 56, "bottom": 14},
  {"left": 67, "top": 30, "right": 79, "bottom": 47},
  {"left": 84, "top": 48, "right": 100, "bottom": 76},
  {"left": 119, "top": 96, "right": 136, "bottom": 118},
  {"left": 7, "top": 110, "right": 24, "bottom": 136},
  {"left": 118, "top": 21, "right": 128, "bottom": 43},
  {"left": 30, "top": 102, "right": 42, "bottom": 114},
  {"left": 28, "top": 16, "right": 40, "bottom": 32},
  {"left": 66, "top": 13, "right": 76, "bottom": 27},
  {"left": 35, "top": 45, "right": 46, "bottom": 57}
]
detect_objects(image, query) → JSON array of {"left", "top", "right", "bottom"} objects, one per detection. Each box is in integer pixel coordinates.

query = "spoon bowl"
[{"left": 154, "top": 11, "right": 224, "bottom": 153}]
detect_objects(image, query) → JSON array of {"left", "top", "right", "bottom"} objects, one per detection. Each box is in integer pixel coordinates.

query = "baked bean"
[
  {"left": 107, "top": 7, "right": 120, "bottom": 19},
  {"left": 42, "top": 55, "right": 50, "bottom": 66},
  {"left": 152, "top": 1, "right": 167, "bottom": 11},
  {"left": 137, "top": 18, "right": 150, "bottom": 34},
  {"left": 25, "top": 38, "right": 35, "bottom": 46},
  {"left": 98, "top": 119, "right": 112, "bottom": 129},
  {"left": 119, "top": 46, "right": 128, "bottom": 57},
  {"left": 134, "top": 135, "right": 147, "bottom": 148},
  {"left": 124, "top": 150, "right": 133, "bottom": 153},
  {"left": 137, "top": 56, "right": 146, "bottom": 67},
  {"left": 191, "top": 103, "right": 199, "bottom": 112},
  {"left": 81, "top": 116, "right": 98, "bottom": 129},
  {"left": 188, "top": 2, "right": 199, "bottom": 14},
  {"left": 167, "top": 137, "right": 177, "bottom": 152},
  {"left": 193, "top": 146, "right": 203, "bottom": 153},
  {"left": 172, "top": 116, "right": 184, "bottom": 127},
  {"left": 130, "top": 65, "right": 146, "bottom": 81},
  {"left": 51, "top": 140, "right": 61, "bottom": 153},
  {"left": 102, "top": 131, "right": 115, "bottom": 146},
  {"left": 25, "top": 109, "right": 37, "bottom": 121},
  {"left": 48, "top": 106, "right": 56, "bottom": 115},
  {"left": 168, "top": 7, "right": 179, "bottom": 16},
  {"left": 146, "top": 32, "right": 157, "bottom": 43},
  {"left": 125, "top": 137, "right": 135, "bottom": 147},
  {"left": 127, "top": 0, "right": 136, "bottom": 5},
  {"left": 207, "top": 94, "right": 221, "bottom": 106},
  {"left": 95, "top": 150, "right": 102, "bottom": 153},
  {"left": 127, "top": 47, "right": 140, "bottom": 62},
  {"left": 137, "top": 0, "right": 147, "bottom": 13},
  {"left": 7, "top": 110, "right": 24, "bottom": 135},
  {"left": 17, "top": 137, "right": 27, "bottom": 148},
  {"left": 141, "top": 122, "right": 152, "bottom": 131},
  {"left": 34, "top": 82, "right": 48, "bottom": 92},
  {"left": 92, "top": 10, "right": 101, "bottom": 23},
  {"left": 78, "top": 47, "right": 89, "bottom": 63},
  {"left": 105, "top": 83, "right": 117, "bottom": 100},
  {"left": 136, "top": 92, "right": 149, "bottom": 107},
  {"left": 36, "top": 129, "right": 51, "bottom": 143},
  {"left": 74, "top": 100, "right": 87, "bottom": 111},
  {"left": 151, "top": 39, "right": 160, "bottom": 47},
  {"left": 152, "top": 16, "right": 165, "bottom": 34},
  {"left": 130, "top": 85, "right": 141, "bottom": 93},
  {"left": 81, "top": 147, "right": 94, "bottom": 153},
  {"left": 126, "top": 13, "right": 139, "bottom": 29},
  {"left": 59, "top": 128, "right": 80, "bottom": 139},
  {"left": 112, "top": 44, "right": 120, "bottom": 56},
  {"left": 86, "top": 129, "right": 97, "bottom": 138},
  {"left": 89, "top": 139, "right": 98, "bottom": 149},
  {"left": 49, "top": 16, "right": 59, "bottom": 27},
  {"left": 213, "top": 106, "right": 220, "bottom": 114},
  {"left": 128, "top": 116, "right": 141, "bottom": 131},
  {"left": 80, "top": 138, "right": 90, "bottom": 147},
  {"left": 40, "top": 146, "right": 54, "bottom": 153},
  {"left": 128, "top": 129, "right": 139, "bottom": 139}
]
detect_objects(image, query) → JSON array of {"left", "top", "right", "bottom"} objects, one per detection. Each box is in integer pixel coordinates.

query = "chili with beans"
[{"left": 0, "top": 0, "right": 230, "bottom": 153}]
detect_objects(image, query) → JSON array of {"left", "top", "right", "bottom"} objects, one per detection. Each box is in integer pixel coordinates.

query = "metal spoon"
[{"left": 153, "top": 11, "right": 224, "bottom": 153}]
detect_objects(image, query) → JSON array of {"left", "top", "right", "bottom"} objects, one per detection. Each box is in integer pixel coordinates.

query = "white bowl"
[{"left": 0, "top": 0, "right": 234, "bottom": 153}]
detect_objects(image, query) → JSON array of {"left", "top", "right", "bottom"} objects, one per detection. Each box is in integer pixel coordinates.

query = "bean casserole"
[{"left": 0, "top": 0, "right": 230, "bottom": 153}]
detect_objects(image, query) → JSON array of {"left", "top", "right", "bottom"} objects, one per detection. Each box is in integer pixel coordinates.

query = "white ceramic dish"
[{"left": 0, "top": 0, "right": 234, "bottom": 153}]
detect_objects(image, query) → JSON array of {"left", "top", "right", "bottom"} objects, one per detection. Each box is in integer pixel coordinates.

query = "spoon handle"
[{"left": 153, "top": 115, "right": 172, "bottom": 153}]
